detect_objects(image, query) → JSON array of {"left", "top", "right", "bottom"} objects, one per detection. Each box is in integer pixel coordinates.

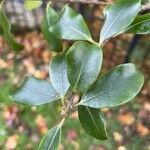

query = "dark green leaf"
[
  {"left": 38, "top": 124, "right": 62, "bottom": 150},
  {"left": 126, "top": 13, "right": 150, "bottom": 34},
  {"left": 24, "top": 0, "right": 42, "bottom": 10},
  {"left": 11, "top": 77, "right": 60, "bottom": 106},
  {"left": 41, "top": 3, "right": 62, "bottom": 52},
  {"left": 100, "top": 0, "right": 141, "bottom": 44},
  {"left": 78, "top": 105, "right": 108, "bottom": 140},
  {"left": 67, "top": 41, "right": 103, "bottom": 93},
  {"left": 79, "top": 63, "right": 144, "bottom": 108},
  {"left": 50, "top": 5, "right": 92, "bottom": 41},
  {"left": 49, "top": 52, "right": 70, "bottom": 98},
  {"left": 0, "top": 2, "right": 24, "bottom": 51}
]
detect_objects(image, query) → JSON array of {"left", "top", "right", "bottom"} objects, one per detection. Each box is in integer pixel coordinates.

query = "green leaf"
[
  {"left": 49, "top": 52, "right": 70, "bottom": 98},
  {"left": 11, "top": 77, "right": 60, "bottom": 106},
  {"left": 50, "top": 5, "right": 92, "bottom": 41},
  {"left": 100, "top": 0, "right": 141, "bottom": 44},
  {"left": 41, "top": 3, "right": 62, "bottom": 52},
  {"left": 78, "top": 105, "right": 108, "bottom": 140},
  {"left": 126, "top": 13, "right": 150, "bottom": 34},
  {"left": 79, "top": 63, "right": 144, "bottom": 108},
  {"left": 24, "top": 0, "right": 42, "bottom": 10},
  {"left": 67, "top": 41, "right": 103, "bottom": 93},
  {"left": 38, "top": 124, "right": 62, "bottom": 150},
  {"left": 0, "top": 2, "right": 24, "bottom": 51}
]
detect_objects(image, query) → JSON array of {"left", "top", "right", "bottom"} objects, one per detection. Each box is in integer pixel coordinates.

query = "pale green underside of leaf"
[
  {"left": 78, "top": 106, "right": 108, "bottom": 140},
  {"left": 38, "top": 125, "right": 61, "bottom": 150},
  {"left": 49, "top": 52, "right": 70, "bottom": 98},
  {"left": 0, "top": 3, "right": 24, "bottom": 51},
  {"left": 79, "top": 63, "right": 144, "bottom": 108},
  {"left": 24, "top": 0, "right": 42, "bottom": 10},
  {"left": 11, "top": 77, "right": 60, "bottom": 106},
  {"left": 50, "top": 5, "right": 92, "bottom": 41},
  {"left": 67, "top": 41, "right": 103, "bottom": 93},
  {"left": 100, "top": 0, "right": 141, "bottom": 43},
  {"left": 41, "top": 4, "right": 62, "bottom": 51},
  {"left": 126, "top": 12, "right": 150, "bottom": 34}
]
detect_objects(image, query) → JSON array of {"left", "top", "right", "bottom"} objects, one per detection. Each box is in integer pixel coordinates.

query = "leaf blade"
[
  {"left": 38, "top": 125, "right": 62, "bottom": 150},
  {"left": 49, "top": 52, "right": 70, "bottom": 98},
  {"left": 11, "top": 77, "right": 60, "bottom": 106},
  {"left": 80, "top": 63, "right": 144, "bottom": 108},
  {"left": 67, "top": 41, "right": 103, "bottom": 93},
  {"left": 126, "top": 12, "right": 150, "bottom": 34},
  {"left": 78, "top": 106, "right": 108, "bottom": 140},
  {"left": 100, "top": 0, "right": 141, "bottom": 43},
  {"left": 50, "top": 5, "right": 92, "bottom": 41},
  {"left": 41, "top": 3, "right": 62, "bottom": 51}
]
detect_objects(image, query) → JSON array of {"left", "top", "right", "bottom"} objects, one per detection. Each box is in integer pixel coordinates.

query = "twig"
[
  {"left": 60, "top": 93, "right": 80, "bottom": 117},
  {"left": 52, "top": 0, "right": 109, "bottom": 5}
]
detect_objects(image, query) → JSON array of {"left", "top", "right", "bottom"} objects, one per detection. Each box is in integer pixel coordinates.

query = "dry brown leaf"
[
  {"left": 143, "top": 102, "right": 150, "bottom": 112},
  {"left": 137, "top": 122, "right": 149, "bottom": 137},
  {"left": 23, "top": 59, "right": 35, "bottom": 74},
  {"left": 117, "top": 112, "right": 135, "bottom": 125},
  {"left": 5, "top": 135, "right": 19, "bottom": 150},
  {"left": 35, "top": 115, "right": 48, "bottom": 135},
  {"left": 0, "top": 59, "right": 8, "bottom": 68},
  {"left": 117, "top": 146, "right": 127, "bottom": 150},
  {"left": 33, "top": 70, "right": 47, "bottom": 79},
  {"left": 42, "top": 50, "right": 51, "bottom": 64},
  {"left": 3, "top": 105, "right": 19, "bottom": 127},
  {"left": 113, "top": 131, "right": 123, "bottom": 143}
]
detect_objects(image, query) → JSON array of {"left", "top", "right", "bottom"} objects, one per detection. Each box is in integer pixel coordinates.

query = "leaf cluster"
[{"left": 11, "top": 0, "right": 148, "bottom": 149}]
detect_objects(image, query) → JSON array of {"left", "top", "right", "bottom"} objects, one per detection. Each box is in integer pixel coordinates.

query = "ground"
[{"left": 0, "top": 31, "right": 149, "bottom": 150}]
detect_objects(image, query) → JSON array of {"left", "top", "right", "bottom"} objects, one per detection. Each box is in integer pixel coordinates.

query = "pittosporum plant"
[{"left": 9, "top": 0, "right": 150, "bottom": 149}]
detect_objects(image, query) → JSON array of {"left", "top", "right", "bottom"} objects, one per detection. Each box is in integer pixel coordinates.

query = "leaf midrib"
[
  {"left": 101, "top": 7, "right": 123, "bottom": 40},
  {"left": 73, "top": 53, "right": 86, "bottom": 91},
  {"left": 86, "top": 107, "right": 104, "bottom": 135},
  {"left": 81, "top": 74, "right": 136, "bottom": 104},
  {"left": 126, "top": 18, "right": 150, "bottom": 31},
  {"left": 47, "top": 127, "right": 60, "bottom": 150},
  {"left": 64, "top": 22, "right": 91, "bottom": 40}
]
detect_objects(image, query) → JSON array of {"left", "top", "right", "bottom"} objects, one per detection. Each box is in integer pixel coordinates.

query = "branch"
[
  {"left": 51, "top": 0, "right": 150, "bottom": 14},
  {"left": 52, "top": 0, "right": 109, "bottom": 5}
]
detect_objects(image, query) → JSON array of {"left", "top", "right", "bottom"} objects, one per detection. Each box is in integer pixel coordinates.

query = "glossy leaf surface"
[
  {"left": 79, "top": 64, "right": 144, "bottom": 108},
  {"left": 127, "top": 13, "right": 150, "bottom": 34},
  {"left": 78, "top": 105, "right": 108, "bottom": 140},
  {"left": 49, "top": 52, "right": 70, "bottom": 98},
  {"left": 12, "top": 77, "right": 59, "bottom": 106},
  {"left": 100, "top": 0, "right": 141, "bottom": 44},
  {"left": 50, "top": 5, "right": 92, "bottom": 41},
  {"left": 67, "top": 41, "right": 102, "bottom": 93},
  {"left": 38, "top": 125, "right": 61, "bottom": 150},
  {"left": 41, "top": 3, "right": 62, "bottom": 51}
]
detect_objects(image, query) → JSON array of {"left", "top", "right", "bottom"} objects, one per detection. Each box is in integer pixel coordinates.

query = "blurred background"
[{"left": 0, "top": 0, "right": 149, "bottom": 150}]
